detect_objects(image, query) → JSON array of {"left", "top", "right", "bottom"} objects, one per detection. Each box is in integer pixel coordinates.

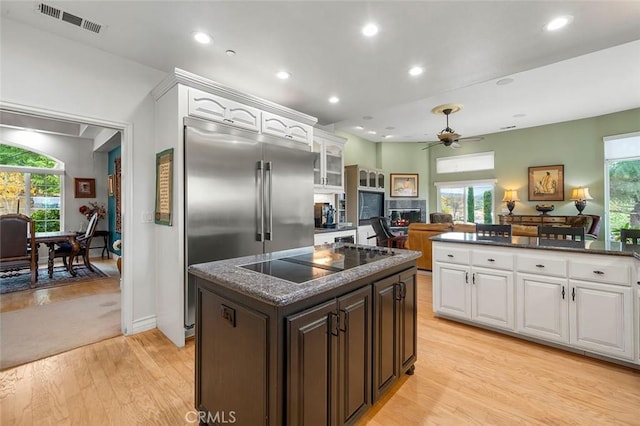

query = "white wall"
[{"left": 1, "top": 18, "right": 167, "bottom": 333}]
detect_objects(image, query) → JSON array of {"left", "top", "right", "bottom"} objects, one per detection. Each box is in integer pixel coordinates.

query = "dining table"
[{"left": 33, "top": 231, "right": 80, "bottom": 278}]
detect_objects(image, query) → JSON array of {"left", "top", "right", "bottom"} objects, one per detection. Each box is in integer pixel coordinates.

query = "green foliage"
[
  {"left": 0, "top": 144, "right": 57, "bottom": 168},
  {"left": 30, "top": 209, "right": 60, "bottom": 232},
  {"left": 466, "top": 187, "right": 474, "bottom": 222},
  {"left": 483, "top": 191, "right": 492, "bottom": 224}
]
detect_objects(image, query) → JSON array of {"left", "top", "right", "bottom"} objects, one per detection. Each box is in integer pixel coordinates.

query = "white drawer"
[
  {"left": 517, "top": 253, "right": 567, "bottom": 277},
  {"left": 569, "top": 257, "right": 631, "bottom": 286},
  {"left": 472, "top": 249, "right": 514, "bottom": 270},
  {"left": 434, "top": 246, "right": 470, "bottom": 265}
]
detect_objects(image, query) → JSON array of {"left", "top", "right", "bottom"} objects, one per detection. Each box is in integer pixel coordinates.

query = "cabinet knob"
[
  {"left": 487, "top": 258, "right": 495, "bottom": 262},
  {"left": 223, "top": 118, "right": 235, "bottom": 123},
  {"left": 593, "top": 270, "right": 604, "bottom": 275},
  {"left": 447, "top": 254, "right": 454, "bottom": 258},
  {"left": 535, "top": 264, "right": 545, "bottom": 268}
]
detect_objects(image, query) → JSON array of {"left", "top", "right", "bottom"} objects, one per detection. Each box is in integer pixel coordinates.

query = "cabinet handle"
[
  {"left": 572, "top": 287, "right": 576, "bottom": 302},
  {"left": 338, "top": 309, "right": 348, "bottom": 333},
  {"left": 400, "top": 281, "right": 407, "bottom": 299},
  {"left": 285, "top": 134, "right": 293, "bottom": 139},
  {"left": 329, "top": 312, "right": 339, "bottom": 336},
  {"left": 223, "top": 118, "right": 234, "bottom": 123},
  {"left": 535, "top": 264, "right": 545, "bottom": 268},
  {"left": 447, "top": 254, "right": 454, "bottom": 258},
  {"left": 472, "top": 273, "right": 476, "bottom": 284},
  {"left": 561, "top": 286, "right": 565, "bottom": 299},
  {"left": 593, "top": 270, "right": 604, "bottom": 275},
  {"left": 465, "top": 272, "right": 469, "bottom": 284},
  {"left": 487, "top": 258, "right": 495, "bottom": 262}
]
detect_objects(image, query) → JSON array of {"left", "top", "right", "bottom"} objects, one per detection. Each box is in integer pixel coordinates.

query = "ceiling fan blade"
[
  {"left": 457, "top": 136, "right": 484, "bottom": 142},
  {"left": 421, "top": 142, "right": 441, "bottom": 150}
]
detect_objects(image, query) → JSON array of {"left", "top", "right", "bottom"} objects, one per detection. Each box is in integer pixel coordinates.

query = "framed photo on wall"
[
  {"left": 390, "top": 173, "right": 419, "bottom": 198},
  {"left": 74, "top": 177, "right": 96, "bottom": 198},
  {"left": 528, "top": 164, "right": 564, "bottom": 201}
]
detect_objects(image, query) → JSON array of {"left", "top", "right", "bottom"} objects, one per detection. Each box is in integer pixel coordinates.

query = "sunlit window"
[{"left": 434, "top": 179, "right": 496, "bottom": 223}]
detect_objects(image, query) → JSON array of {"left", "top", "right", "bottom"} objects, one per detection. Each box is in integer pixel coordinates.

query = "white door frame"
[{"left": 1, "top": 100, "right": 134, "bottom": 335}]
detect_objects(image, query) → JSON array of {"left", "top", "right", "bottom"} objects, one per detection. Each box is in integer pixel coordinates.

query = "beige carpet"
[{"left": 0, "top": 291, "right": 121, "bottom": 370}]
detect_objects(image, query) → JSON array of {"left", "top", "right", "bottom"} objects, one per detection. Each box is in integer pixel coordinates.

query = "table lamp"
[
  {"left": 570, "top": 187, "right": 593, "bottom": 215},
  {"left": 502, "top": 189, "right": 519, "bottom": 215}
]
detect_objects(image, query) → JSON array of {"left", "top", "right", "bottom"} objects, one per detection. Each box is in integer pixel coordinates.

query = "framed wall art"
[
  {"left": 155, "top": 148, "right": 174, "bottom": 226},
  {"left": 390, "top": 173, "right": 419, "bottom": 198},
  {"left": 528, "top": 164, "right": 564, "bottom": 201},
  {"left": 74, "top": 177, "right": 96, "bottom": 198},
  {"left": 107, "top": 174, "right": 115, "bottom": 196}
]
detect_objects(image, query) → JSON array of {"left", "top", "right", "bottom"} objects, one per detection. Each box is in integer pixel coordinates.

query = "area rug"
[
  {"left": 0, "top": 291, "right": 121, "bottom": 370},
  {"left": 0, "top": 264, "right": 108, "bottom": 294}
]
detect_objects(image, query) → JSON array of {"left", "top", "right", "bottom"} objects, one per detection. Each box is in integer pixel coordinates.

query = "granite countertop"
[
  {"left": 188, "top": 243, "right": 421, "bottom": 307},
  {"left": 431, "top": 232, "right": 640, "bottom": 258},
  {"left": 314, "top": 225, "right": 357, "bottom": 234}
]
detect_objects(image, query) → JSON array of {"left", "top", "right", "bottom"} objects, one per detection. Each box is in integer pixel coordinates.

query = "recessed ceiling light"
[
  {"left": 496, "top": 77, "right": 514, "bottom": 86},
  {"left": 193, "top": 32, "right": 212, "bottom": 44},
  {"left": 329, "top": 96, "right": 340, "bottom": 104},
  {"left": 276, "top": 71, "right": 291, "bottom": 80},
  {"left": 385, "top": 126, "right": 395, "bottom": 130},
  {"left": 383, "top": 135, "right": 392, "bottom": 139},
  {"left": 362, "top": 115, "right": 373, "bottom": 120},
  {"left": 225, "top": 50, "right": 236, "bottom": 56},
  {"left": 367, "top": 130, "right": 377, "bottom": 135},
  {"left": 355, "top": 126, "right": 364, "bottom": 130},
  {"left": 362, "top": 23, "right": 378, "bottom": 37},
  {"left": 545, "top": 15, "right": 573, "bottom": 31},
  {"left": 408, "top": 66, "right": 423, "bottom": 76}
]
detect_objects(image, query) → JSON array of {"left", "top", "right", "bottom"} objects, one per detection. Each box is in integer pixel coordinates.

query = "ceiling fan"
[{"left": 422, "top": 104, "right": 483, "bottom": 150}]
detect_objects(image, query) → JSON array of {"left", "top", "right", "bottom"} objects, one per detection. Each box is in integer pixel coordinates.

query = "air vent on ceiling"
[{"left": 36, "top": 3, "right": 104, "bottom": 34}]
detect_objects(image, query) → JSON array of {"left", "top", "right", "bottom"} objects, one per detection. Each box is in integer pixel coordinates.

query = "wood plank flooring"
[{"left": 1, "top": 272, "right": 639, "bottom": 425}]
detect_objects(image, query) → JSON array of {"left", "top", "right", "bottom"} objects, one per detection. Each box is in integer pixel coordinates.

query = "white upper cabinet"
[
  {"left": 358, "top": 167, "right": 385, "bottom": 192},
  {"left": 262, "top": 111, "right": 313, "bottom": 145},
  {"left": 188, "top": 88, "right": 260, "bottom": 132},
  {"left": 313, "top": 130, "right": 346, "bottom": 192}
]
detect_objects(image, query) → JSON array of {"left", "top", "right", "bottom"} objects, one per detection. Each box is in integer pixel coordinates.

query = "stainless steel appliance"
[{"left": 184, "top": 117, "right": 314, "bottom": 328}]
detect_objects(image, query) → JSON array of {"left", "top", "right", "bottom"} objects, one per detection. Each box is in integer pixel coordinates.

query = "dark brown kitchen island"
[{"left": 188, "top": 243, "right": 421, "bottom": 426}]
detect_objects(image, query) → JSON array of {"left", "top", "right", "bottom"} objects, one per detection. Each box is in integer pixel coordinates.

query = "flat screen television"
[{"left": 358, "top": 190, "right": 384, "bottom": 225}]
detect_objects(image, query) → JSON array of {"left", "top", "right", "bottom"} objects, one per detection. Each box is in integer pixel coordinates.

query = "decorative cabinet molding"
[
  {"left": 262, "top": 111, "right": 313, "bottom": 144},
  {"left": 433, "top": 242, "right": 638, "bottom": 365},
  {"left": 188, "top": 88, "right": 260, "bottom": 131},
  {"left": 313, "top": 129, "right": 346, "bottom": 192},
  {"left": 358, "top": 167, "right": 385, "bottom": 192}
]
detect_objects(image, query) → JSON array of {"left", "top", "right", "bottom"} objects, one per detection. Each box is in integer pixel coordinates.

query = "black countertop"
[{"left": 431, "top": 232, "right": 640, "bottom": 259}]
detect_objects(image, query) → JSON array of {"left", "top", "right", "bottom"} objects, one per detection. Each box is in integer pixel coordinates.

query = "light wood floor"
[{"left": 1, "top": 273, "right": 639, "bottom": 425}]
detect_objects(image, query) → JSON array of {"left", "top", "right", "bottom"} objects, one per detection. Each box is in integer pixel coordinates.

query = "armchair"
[
  {"left": 370, "top": 216, "right": 407, "bottom": 249},
  {"left": 55, "top": 212, "right": 99, "bottom": 272},
  {"left": 0, "top": 214, "right": 37, "bottom": 287}
]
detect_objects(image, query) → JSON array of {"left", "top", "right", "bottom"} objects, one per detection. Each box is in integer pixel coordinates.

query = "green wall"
[{"left": 342, "top": 108, "right": 640, "bottom": 220}]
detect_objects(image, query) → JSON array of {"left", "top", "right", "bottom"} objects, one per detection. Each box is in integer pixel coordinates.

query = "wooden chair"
[
  {"left": 370, "top": 216, "right": 408, "bottom": 249},
  {"left": 538, "top": 225, "right": 585, "bottom": 247},
  {"left": 55, "top": 212, "right": 99, "bottom": 272},
  {"left": 476, "top": 223, "right": 512, "bottom": 240},
  {"left": 620, "top": 229, "right": 640, "bottom": 248},
  {"left": 0, "top": 214, "right": 38, "bottom": 287}
]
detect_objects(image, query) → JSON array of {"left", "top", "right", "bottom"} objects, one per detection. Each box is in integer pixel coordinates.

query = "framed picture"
[
  {"left": 74, "top": 177, "right": 96, "bottom": 198},
  {"left": 107, "top": 174, "right": 115, "bottom": 196},
  {"left": 528, "top": 164, "right": 564, "bottom": 201},
  {"left": 155, "top": 148, "right": 174, "bottom": 226},
  {"left": 390, "top": 173, "right": 419, "bottom": 198}
]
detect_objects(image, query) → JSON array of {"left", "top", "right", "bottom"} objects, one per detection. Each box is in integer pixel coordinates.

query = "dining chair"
[
  {"left": 370, "top": 216, "right": 408, "bottom": 249},
  {"left": 620, "top": 228, "right": 640, "bottom": 248},
  {"left": 55, "top": 212, "right": 99, "bottom": 272},
  {"left": 0, "top": 214, "right": 38, "bottom": 287},
  {"left": 538, "top": 225, "right": 585, "bottom": 247},
  {"left": 476, "top": 223, "right": 512, "bottom": 240}
]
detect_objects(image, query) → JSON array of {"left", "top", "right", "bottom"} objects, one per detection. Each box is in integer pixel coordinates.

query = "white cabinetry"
[
  {"left": 433, "top": 245, "right": 514, "bottom": 331},
  {"left": 188, "top": 87, "right": 260, "bottom": 131},
  {"left": 358, "top": 168, "right": 385, "bottom": 192},
  {"left": 357, "top": 225, "right": 377, "bottom": 246},
  {"left": 262, "top": 111, "right": 313, "bottom": 145},
  {"left": 433, "top": 241, "right": 638, "bottom": 365},
  {"left": 313, "top": 130, "right": 346, "bottom": 192},
  {"left": 313, "top": 229, "right": 357, "bottom": 245}
]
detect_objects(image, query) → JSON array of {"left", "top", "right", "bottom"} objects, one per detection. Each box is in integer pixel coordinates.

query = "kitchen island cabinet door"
[
  {"left": 471, "top": 267, "right": 515, "bottom": 331},
  {"left": 196, "top": 287, "right": 268, "bottom": 426},
  {"left": 398, "top": 269, "right": 417, "bottom": 372},
  {"left": 287, "top": 299, "right": 337, "bottom": 426},
  {"left": 516, "top": 273, "right": 569, "bottom": 344}
]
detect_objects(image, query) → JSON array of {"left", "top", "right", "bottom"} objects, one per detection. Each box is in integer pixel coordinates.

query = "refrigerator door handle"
[
  {"left": 256, "top": 160, "right": 264, "bottom": 241},
  {"left": 265, "top": 161, "right": 273, "bottom": 240}
]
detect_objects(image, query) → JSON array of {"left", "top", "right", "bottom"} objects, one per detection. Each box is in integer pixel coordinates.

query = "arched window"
[{"left": 0, "top": 144, "right": 63, "bottom": 231}]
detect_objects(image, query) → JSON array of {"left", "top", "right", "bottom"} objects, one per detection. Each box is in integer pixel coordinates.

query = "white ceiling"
[{"left": 2, "top": 1, "right": 640, "bottom": 143}]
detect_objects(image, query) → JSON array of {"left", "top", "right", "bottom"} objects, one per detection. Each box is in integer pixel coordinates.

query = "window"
[
  {"left": 604, "top": 132, "right": 640, "bottom": 241},
  {"left": 436, "top": 151, "right": 494, "bottom": 174},
  {"left": 0, "top": 144, "right": 64, "bottom": 231},
  {"left": 434, "top": 179, "right": 496, "bottom": 223}
]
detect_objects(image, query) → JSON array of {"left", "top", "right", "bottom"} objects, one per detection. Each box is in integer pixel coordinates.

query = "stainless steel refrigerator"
[{"left": 184, "top": 117, "right": 314, "bottom": 328}]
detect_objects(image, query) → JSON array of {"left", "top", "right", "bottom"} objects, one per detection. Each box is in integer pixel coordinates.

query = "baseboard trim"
[{"left": 129, "top": 315, "right": 157, "bottom": 335}]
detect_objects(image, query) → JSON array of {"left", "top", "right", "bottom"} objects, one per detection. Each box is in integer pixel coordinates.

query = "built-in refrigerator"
[{"left": 184, "top": 117, "right": 314, "bottom": 328}]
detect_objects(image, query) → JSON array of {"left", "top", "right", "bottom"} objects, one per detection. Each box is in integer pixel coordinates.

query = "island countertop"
[
  {"left": 188, "top": 243, "right": 421, "bottom": 307},
  {"left": 431, "top": 232, "right": 640, "bottom": 260}
]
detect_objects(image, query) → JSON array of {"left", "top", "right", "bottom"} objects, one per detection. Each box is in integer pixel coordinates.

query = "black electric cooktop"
[{"left": 240, "top": 244, "right": 396, "bottom": 283}]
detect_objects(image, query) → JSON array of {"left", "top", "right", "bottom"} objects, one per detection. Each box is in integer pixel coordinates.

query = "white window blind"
[
  {"left": 604, "top": 132, "right": 640, "bottom": 160},
  {"left": 436, "top": 151, "right": 494, "bottom": 174}
]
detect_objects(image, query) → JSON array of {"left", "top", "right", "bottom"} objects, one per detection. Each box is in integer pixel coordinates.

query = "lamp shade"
[
  {"left": 502, "top": 189, "right": 520, "bottom": 202},
  {"left": 570, "top": 187, "right": 593, "bottom": 201}
]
